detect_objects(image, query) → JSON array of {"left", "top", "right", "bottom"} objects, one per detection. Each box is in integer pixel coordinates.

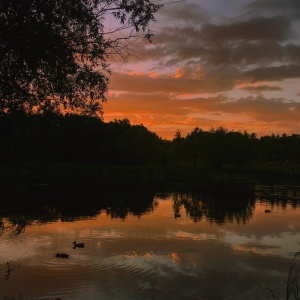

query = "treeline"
[
  {"left": 173, "top": 127, "right": 300, "bottom": 169},
  {"left": 0, "top": 113, "right": 167, "bottom": 166},
  {"left": 1, "top": 113, "right": 300, "bottom": 169}
]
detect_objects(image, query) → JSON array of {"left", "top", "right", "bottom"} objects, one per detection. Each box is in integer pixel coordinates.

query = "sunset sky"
[{"left": 103, "top": 0, "right": 300, "bottom": 139}]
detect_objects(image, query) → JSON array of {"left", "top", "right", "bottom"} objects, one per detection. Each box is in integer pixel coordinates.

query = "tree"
[{"left": 0, "top": 0, "right": 162, "bottom": 116}]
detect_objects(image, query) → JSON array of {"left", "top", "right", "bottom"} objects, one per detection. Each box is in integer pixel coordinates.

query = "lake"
[{"left": 0, "top": 182, "right": 299, "bottom": 300}]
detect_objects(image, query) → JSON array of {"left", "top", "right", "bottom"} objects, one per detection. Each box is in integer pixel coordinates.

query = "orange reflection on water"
[
  {"left": 168, "top": 252, "right": 180, "bottom": 263},
  {"left": 233, "top": 245, "right": 267, "bottom": 256},
  {"left": 0, "top": 186, "right": 300, "bottom": 299}
]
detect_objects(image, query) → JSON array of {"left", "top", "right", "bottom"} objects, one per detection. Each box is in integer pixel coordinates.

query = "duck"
[
  {"left": 55, "top": 253, "right": 69, "bottom": 258},
  {"left": 73, "top": 241, "right": 85, "bottom": 249}
]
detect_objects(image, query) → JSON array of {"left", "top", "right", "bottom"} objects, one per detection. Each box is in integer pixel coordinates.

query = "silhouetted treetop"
[{"left": 0, "top": 0, "right": 162, "bottom": 116}]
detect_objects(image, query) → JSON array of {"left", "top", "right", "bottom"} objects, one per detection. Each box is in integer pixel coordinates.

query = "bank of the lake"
[{"left": 1, "top": 161, "right": 299, "bottom": 189}]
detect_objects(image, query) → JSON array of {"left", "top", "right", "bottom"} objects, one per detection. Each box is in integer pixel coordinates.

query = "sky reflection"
[{"left": 0, "top": 185, "right": 299, "bottom": 299}]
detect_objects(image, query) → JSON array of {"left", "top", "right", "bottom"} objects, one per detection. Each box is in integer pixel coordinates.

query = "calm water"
[{"left": 0, "top": 183, "right": 300, "bottom": 300}]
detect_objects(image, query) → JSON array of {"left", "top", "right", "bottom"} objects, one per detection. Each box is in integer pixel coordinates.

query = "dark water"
[{"left": 0, "top": 183, "right": 300, "bottom": 299}]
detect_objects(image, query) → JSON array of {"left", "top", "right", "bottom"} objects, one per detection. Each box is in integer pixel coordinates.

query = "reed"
[{"left": 286, "top": 251, "right": 300, "bottom": 299}]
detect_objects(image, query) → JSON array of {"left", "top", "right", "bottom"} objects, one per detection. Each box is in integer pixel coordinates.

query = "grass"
[{"left": 286, "top": 251, "right": 300, "bottom": 300}]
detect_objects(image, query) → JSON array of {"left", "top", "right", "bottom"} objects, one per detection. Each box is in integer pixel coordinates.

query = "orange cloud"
[
  {"left": 104, "top": 92, "right": 300, "bottom": 139},
  {"left": 169, "top": 68, "right": 185, "bottom": 79},
  {"left": 103, "top": 0, "right": 300, "bottom": 139},
  {"left": 237, "top": 82, "right": 283, "bottom": 92},
  {"left": 109, "top": 71, "right": 236, "bottom": 94}
]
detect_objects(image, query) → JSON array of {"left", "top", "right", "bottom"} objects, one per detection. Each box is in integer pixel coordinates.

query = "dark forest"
[{"left": 1, "top": 113, "right": 299, "bottom": 186}]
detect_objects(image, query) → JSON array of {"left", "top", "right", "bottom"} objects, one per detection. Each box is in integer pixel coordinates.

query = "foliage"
[
  {"left": 0, "top": 0, "right": 162, "bottom": 115},
  {"left": 1, "top": 114, "right": 300, "bottom": 185},
  {"left": 172, "top": 127, "right": 258, "bottom": 169},
  {"left": 0, "top": 113, "right": 166, "bottom": 165}
]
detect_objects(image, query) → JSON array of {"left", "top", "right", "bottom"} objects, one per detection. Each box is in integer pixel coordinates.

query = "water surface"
[{"left": 0, "top": 183, "right": 299, "bottom": 299}]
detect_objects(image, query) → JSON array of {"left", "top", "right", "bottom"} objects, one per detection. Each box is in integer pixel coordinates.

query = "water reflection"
[
  {"left": 0, "top": 181, "right": 258, "bottom": 236},
  {"left": 173, "top": 182, "right": 255, "bottom": 224},
  {"left": 256, "top": 184, "right": 300, "bottom": 208},
  {"left": 0, "top": 217, "right": 42, "bottom": 238},
  {"left": 0, "top": 182, "right": 299, "bottom": 299},
  {"left": 4, "top": 262, "right": 14, "bottom": 281},
  {"left": 1, "top": 182, "right": 299, "bottom": 235},
  {"left": 286, "top": 251, "right": 300, "bottom": 299},
  {"left": 0, "top": 183, "right": 159, "bottom": 237}
]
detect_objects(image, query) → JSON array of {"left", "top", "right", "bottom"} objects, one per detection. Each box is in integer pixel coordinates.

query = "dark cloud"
[
  {"left": 142, "top": 17, "right": 292, "bottom": 63},
  {"left": 200, "top": 17, "right": 289, "bottom": 42},
  {"left": 157, "top": 1, "right": 208, "bottom": 25},
  {"left": 247, "top": 0, "right": 300, "bottom": 19},
  {"left": 243, "top": 65, "right": 300, "bottom": 82},
  {"left": 228, "top": 42, "right": 300, "bottom": 66},
  {"left": 137, "top": 14, "right": 298, "bottom": 83}
]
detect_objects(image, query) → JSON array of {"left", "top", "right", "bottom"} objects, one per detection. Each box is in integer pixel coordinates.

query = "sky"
[{"left": 103, "top": 0, "right": 300, "bottom": 139}]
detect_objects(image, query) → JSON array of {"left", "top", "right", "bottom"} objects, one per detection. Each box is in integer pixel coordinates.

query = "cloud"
[
  {"left": 246, "top": 0, "right": 300, "bottom": 19},
  {"left": 156, "top": 1, "right": 208, "bottom": 25},
  {"left": 238, "top": 84, "right": 283, "bottom": 93},
  {"left": 200, "top": 17, "right": 289, "bottom": 42},
  {"left": 130, "top": 14, "right": 299, "bottom": 86},
  {"left": 105, "top": 0, "right": 300, "bottom": 138},
  {"left": 243, "top": 65, "right": 300, "bottom": 82},
  {"left": 109, "top": 71, "right": 236, "bottom": 94},
  {"left": 105, "top": 90, "right": 300, "bottom": 138}
]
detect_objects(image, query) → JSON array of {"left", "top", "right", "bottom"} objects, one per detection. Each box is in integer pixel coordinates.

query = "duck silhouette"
[
  {"left": 55, "top": 253, "right": 69, "bottom": 258},
  {"left": 73, "top": 241, "right": 85, "bottom": 249}
]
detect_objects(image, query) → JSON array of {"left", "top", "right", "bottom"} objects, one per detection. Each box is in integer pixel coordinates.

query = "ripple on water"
[{"left": 0, "top": 240, "right": 34, "bottom": 263}]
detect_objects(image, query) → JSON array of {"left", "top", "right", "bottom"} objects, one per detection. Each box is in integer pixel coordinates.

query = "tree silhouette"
[{"left": 0, "top": 0, "right": 162, "bottom": 116}]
